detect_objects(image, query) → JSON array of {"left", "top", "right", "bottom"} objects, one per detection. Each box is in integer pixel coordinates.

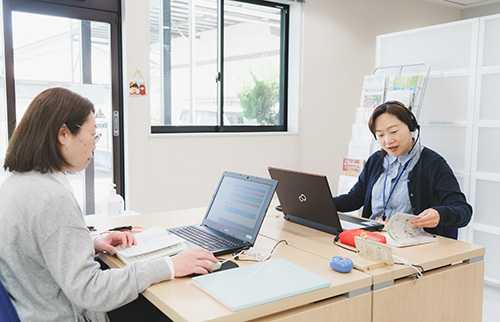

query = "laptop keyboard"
[
  {"left": 170, "top": 226, "right": 240, "bottom": 252},
  {"left": 340, "top": 220, "right": 363, "bottom": 230}
]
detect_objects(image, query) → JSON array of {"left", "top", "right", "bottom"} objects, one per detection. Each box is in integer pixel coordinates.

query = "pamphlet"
[
  {"left": 351, "top": 123, "right": 373, "bottom": 141},
  {"left": 355, "top": 107, "right": 373, "bottom": 124},
  {"left": 342, "top": 157, "right": 365, "bottom": 175},
  {"left": 347, "top": 139, "right": 372, "bottom": 160},
  {"left": 386, "top": 212, "right": 438, "bottom": 247},
  {"left": 116, "top": 226, "right": 187, "bottom": 265},
  {"left": 360, "top": 91, "right": 384, "bottom": 108},
  {"left": 390, "top": 75, "right": 421, "bottom": 91},
  {"left": 385, "top": 89, "right": 415, "bottom": 107},
  {"left": 362, "top": 75, "right": 387, "bottom": 92}
]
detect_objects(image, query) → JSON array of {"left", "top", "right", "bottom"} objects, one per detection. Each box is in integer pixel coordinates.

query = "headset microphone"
[
  {"left": 406, "top": 108, "right": 420, "bottom": 154},
  {"left": 406, "top": 126, "right": 420, "bottom": 155}
]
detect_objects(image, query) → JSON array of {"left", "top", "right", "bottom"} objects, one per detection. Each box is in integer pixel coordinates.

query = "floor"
[{"left": 483, "top": 284, "right": 500, "bottom": 322}]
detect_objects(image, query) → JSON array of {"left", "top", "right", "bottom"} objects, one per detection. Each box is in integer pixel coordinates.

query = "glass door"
[
  {"left": 3, "top": 0, "right": 123, "bottom": 215},
  {"left": 0, "top": 1, "right": 6, "bottom": 186}
]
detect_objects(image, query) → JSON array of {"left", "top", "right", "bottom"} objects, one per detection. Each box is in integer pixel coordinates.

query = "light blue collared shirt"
[{"left": 370, "top": 139, "right": 423, "bottom": 222}]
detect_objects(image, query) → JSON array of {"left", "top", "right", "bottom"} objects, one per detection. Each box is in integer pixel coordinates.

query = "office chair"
[{"left": 0, "top": 279, "right": 19, "bottom": 322}]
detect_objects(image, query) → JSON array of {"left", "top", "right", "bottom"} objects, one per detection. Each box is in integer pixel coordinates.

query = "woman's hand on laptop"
[{"left": 171, "top": 248, "right": 217, "bottom": 277}]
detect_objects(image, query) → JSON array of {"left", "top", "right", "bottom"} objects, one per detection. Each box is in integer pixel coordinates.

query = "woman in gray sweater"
[{"left": 0, "top": 87, "right": 217, "bottom": 321}]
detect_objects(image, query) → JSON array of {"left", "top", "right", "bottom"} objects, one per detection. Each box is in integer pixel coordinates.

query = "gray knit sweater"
[{"left": 0, "top": 171, "right": 172, "bottom": 321}]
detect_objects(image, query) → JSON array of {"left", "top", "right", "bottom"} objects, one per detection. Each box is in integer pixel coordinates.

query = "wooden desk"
[
  {"left": 260, "top": 206, "right": 486, "bottom": 322},
  {"left": 86, "top": 210, "right": 372, "bottom": 322}
]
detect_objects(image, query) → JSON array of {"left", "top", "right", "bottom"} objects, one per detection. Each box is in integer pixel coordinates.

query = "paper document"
[
  {"left": 386, "top": 212, "right": 438, "bottom": 247},
  {"left": 116, "top": 226, "right": 186, "bottom": 264}
]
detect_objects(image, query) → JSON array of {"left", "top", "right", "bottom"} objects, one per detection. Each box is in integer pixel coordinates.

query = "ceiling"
[{"left": 425, "top": 0, "right": 500, "bottom": 8}]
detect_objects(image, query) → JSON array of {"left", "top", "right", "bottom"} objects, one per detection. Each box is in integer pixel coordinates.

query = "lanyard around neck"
[{"left": 382, "top": 157, "right": 412, "bottom": 221}]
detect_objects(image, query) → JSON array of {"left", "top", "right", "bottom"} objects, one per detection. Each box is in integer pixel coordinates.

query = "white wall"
[
  {"left": 123, "top": 0, "right": 460, "bottom": 214},
  {"left": 462, "top": 3, "right": 500, "bottom": 19}
]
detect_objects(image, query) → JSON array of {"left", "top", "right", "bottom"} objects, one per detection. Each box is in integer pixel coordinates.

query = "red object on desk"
[{"left": 339, "top": 229, "right": 386, "bottom": 247}]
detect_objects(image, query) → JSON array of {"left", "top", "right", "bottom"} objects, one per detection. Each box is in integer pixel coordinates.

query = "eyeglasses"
[{"left": 74, "top": 124, "right": 102, "bottom": 144}]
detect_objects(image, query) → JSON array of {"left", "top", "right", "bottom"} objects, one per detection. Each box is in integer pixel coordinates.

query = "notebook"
[
  {"left": 192, "top": 258, "right": 330, "bottom": 311},
  {"left": 268, "top": 167, "right": 384, "bottom": 235},
  {"left": 169, "top": 171, "right": 278, "bottom": 256}
]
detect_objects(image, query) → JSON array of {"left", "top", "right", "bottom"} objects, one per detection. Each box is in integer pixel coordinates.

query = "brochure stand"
[
  {"left": 371, "top": 61, "right": 430, "bottom": 119},
  {"left": 338, "top": 62, "right": 430, "bottom": 213}
]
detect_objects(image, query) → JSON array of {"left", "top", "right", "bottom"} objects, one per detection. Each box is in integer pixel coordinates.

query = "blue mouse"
[{"left": 329, "top": 256, "right": 353, "bottom": 273}]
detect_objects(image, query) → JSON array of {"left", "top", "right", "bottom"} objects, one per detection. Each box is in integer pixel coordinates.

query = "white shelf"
[{"left": 376, "top": 13, "right": 500, "bottom": 284}]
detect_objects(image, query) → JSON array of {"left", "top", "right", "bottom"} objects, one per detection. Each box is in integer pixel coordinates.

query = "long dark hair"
[{"left": 4, "top": 87, "right": 95, "bottom": 173}]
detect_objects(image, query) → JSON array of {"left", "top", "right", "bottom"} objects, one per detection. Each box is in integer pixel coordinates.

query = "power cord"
[
  {"left": 392, "top": 255, "right": 424, "bottom": 278},
  {"left": 333, "top": 236, "right": 425, "bottom": 278},
  {"left": 232, "top": 239, "right": 288, "bottom": 262},
  {"left": 333, "top": 235, "right": 358, "bottom": 253}
]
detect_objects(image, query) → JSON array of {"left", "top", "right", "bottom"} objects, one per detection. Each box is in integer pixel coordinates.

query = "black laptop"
[
  {"left": 169, "top": 171, "right": 278, "bottom": 256},
  {"left": 268, "top": 167, "right": 383, "bottom": 235}
]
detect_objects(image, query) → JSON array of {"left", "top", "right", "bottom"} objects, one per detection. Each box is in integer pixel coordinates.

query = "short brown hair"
[{"left": 4, "top": 87, "right": 95, "bottom": 173}]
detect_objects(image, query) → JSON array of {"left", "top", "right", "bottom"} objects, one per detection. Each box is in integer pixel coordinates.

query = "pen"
[{"left": 109, "top": 225, "right": 133, "bottom": 231}]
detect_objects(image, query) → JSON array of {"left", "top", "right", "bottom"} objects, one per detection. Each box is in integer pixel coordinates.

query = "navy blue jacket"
[{"left": 333, "top": 147, "right": 472, "bottom": 239}]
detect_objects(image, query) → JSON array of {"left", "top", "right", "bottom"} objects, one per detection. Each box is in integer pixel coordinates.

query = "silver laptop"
[
  {"left": 169, "top": 171, "right": 278, "bottom": 256},
  {"left": 268, "top": 167, "right": 383, "bottom": 235}
]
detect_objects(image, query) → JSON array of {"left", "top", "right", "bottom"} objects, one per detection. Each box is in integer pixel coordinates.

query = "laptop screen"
[
  {"left": 202, "top": 172, "right": 278, "bottom": 243},
  {"left": 268, "top": 167, "right": 343, "bottom": 233},
  {"left": 268, "top": 167, "right": 384, "bottom": 234}
]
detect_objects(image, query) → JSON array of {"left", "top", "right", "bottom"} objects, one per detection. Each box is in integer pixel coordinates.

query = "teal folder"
[{"left": 192, "top": 258, "right": 331, "bottom": 311}]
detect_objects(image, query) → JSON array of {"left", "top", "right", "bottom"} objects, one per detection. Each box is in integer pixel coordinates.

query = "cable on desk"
[
  {"left": 393, "top": 255, "right": 424, "bottom": 278},
  {"left": 233, "top": 239, "right": 288, "bottom": 262},
  {"left": 333, "top": 235, "right": 358, "bottom": 253},
  {"left": 333, "top": 236, "right": 425, "bottom": 277},
  {"left": 394, "top": 262, "right": 424, "bottom": 272},
  {"left": 263, "top": 239, "right": 288, "bottom": 261}
]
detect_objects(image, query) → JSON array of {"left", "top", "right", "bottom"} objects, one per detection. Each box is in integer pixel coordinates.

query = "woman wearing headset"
[{"left": 333, "top": 101, "right": 472, "bottom": 239}]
